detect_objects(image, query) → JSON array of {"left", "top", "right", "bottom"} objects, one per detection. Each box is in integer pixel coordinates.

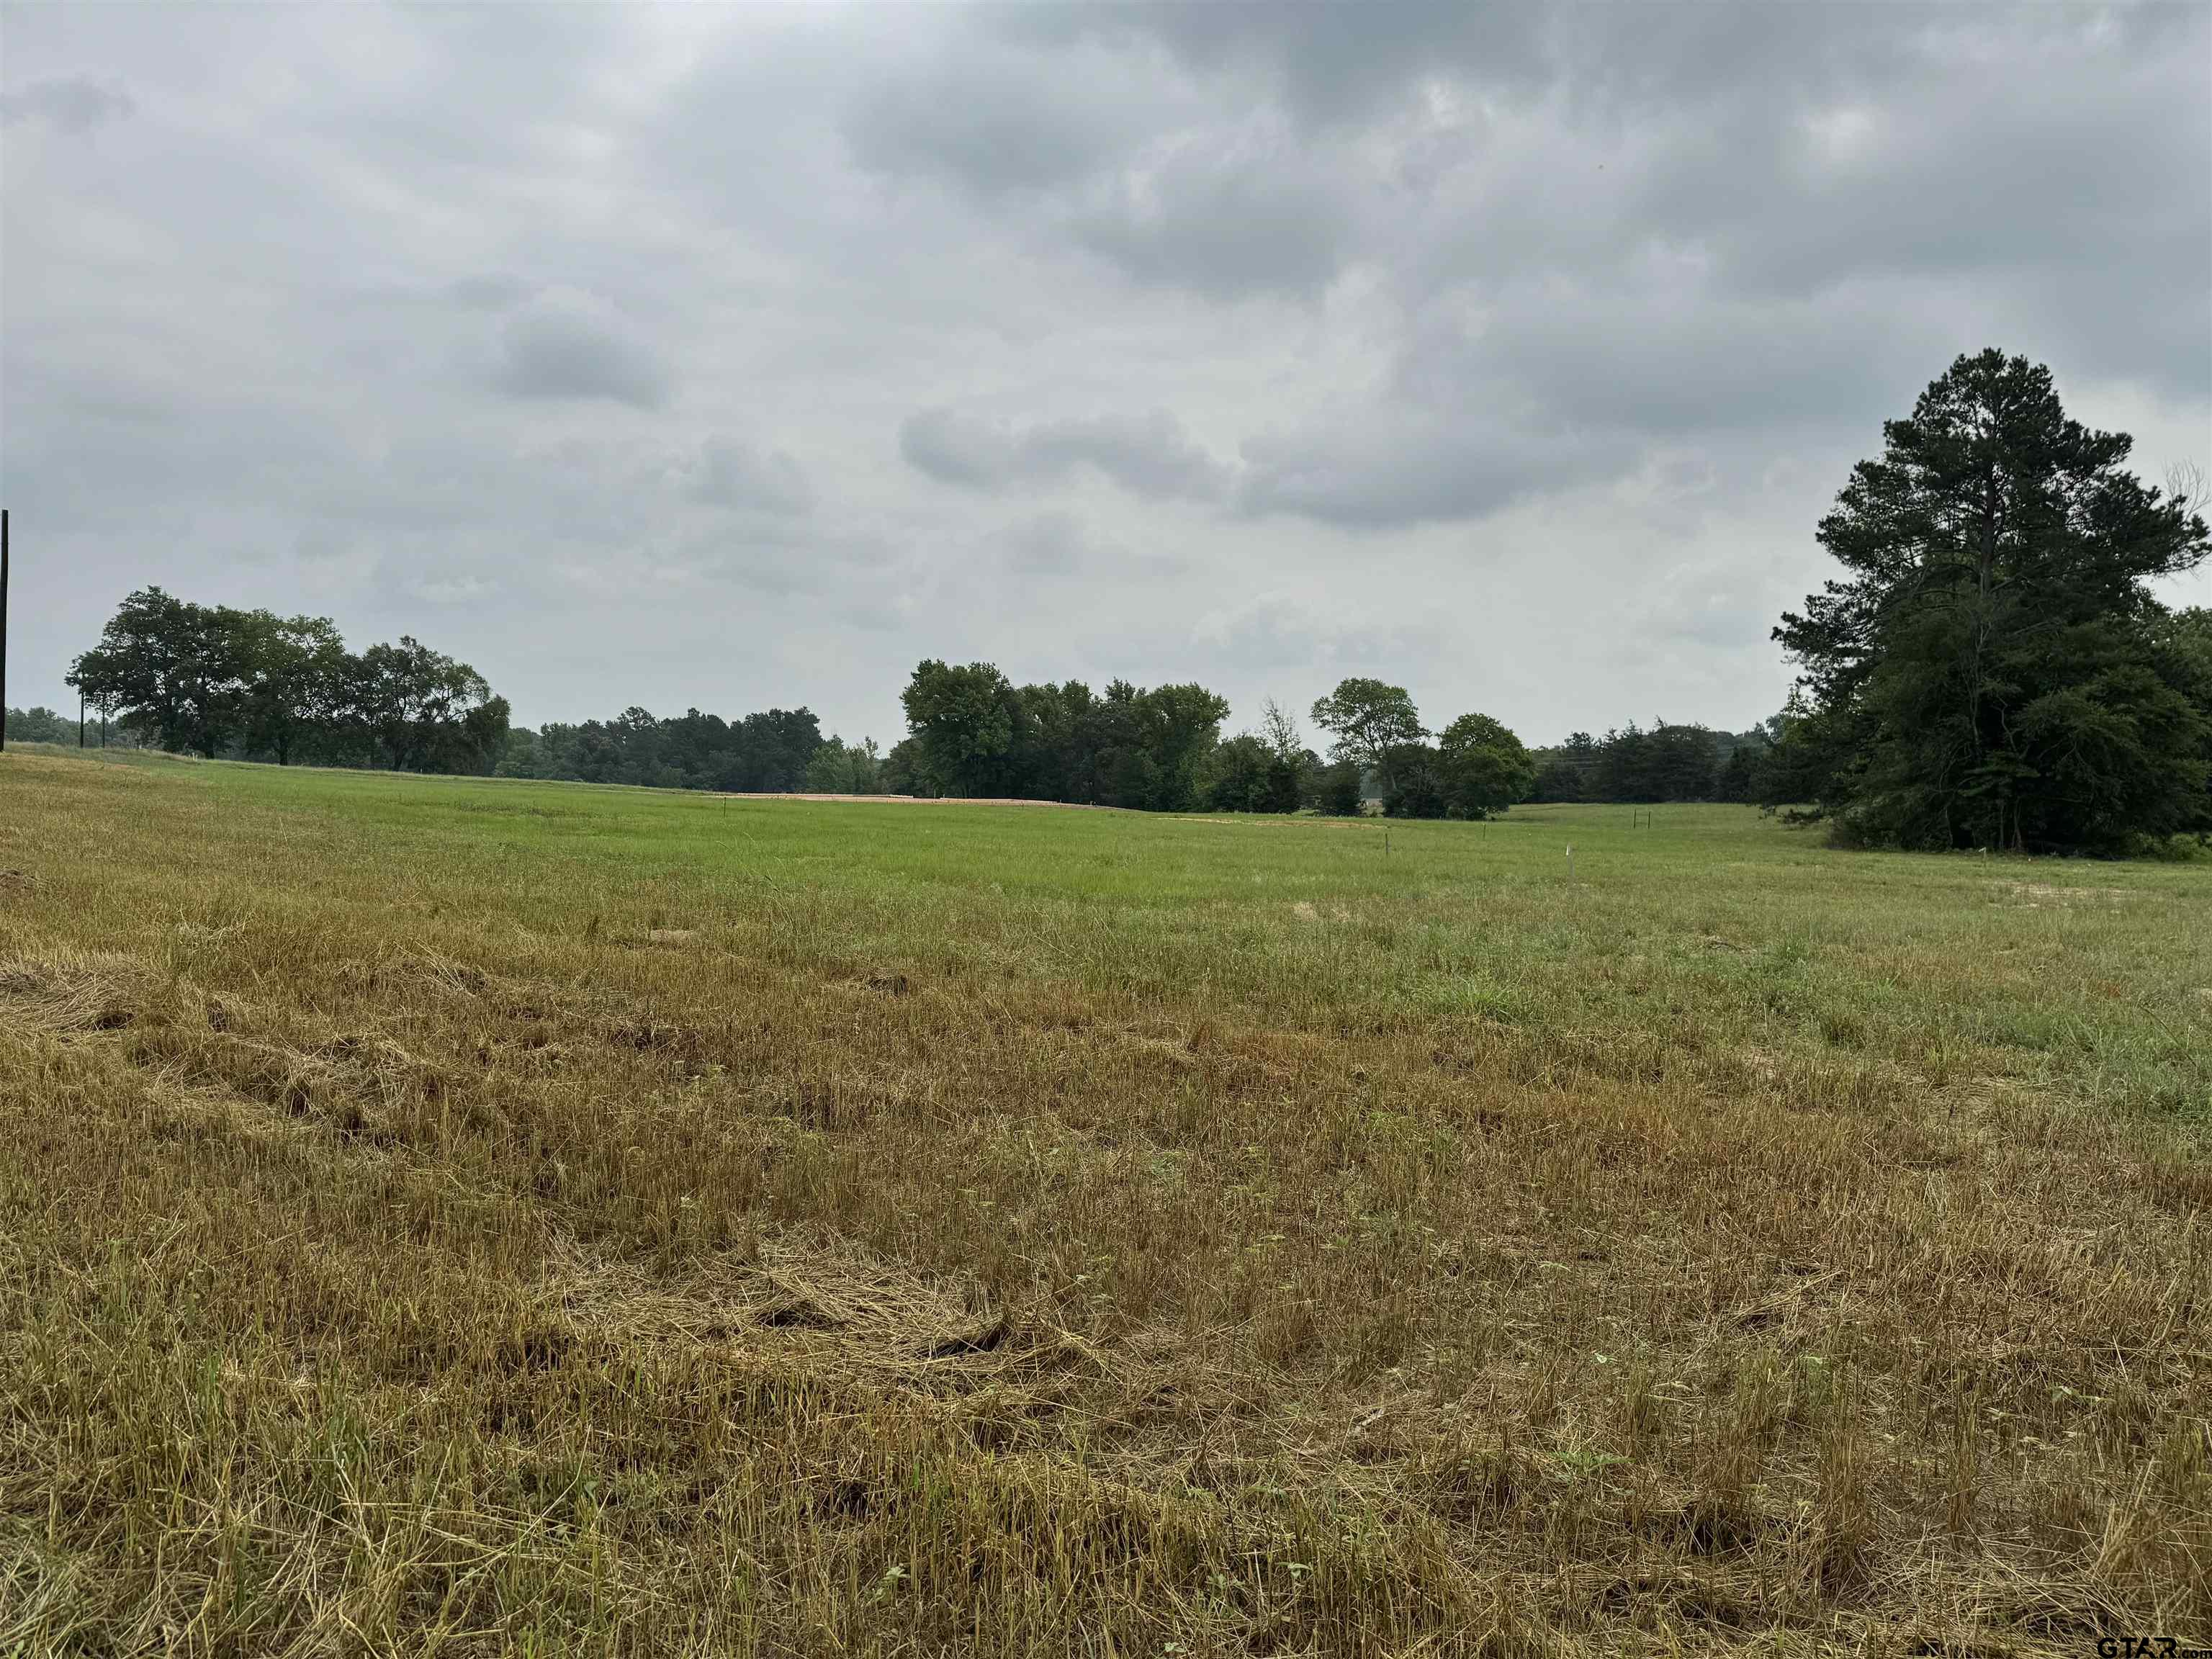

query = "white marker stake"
[{"left": 1567, "top": 844, "right": 1573, "bottom": 881}]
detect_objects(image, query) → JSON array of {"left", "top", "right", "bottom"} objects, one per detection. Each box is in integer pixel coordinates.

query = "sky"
[{"left": 3, "top": 1, "right": 2208, "bottom": 750}]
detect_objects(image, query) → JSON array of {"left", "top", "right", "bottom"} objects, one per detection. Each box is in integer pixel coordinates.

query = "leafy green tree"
[
  {"left": 1715, "top": 743, "right": 1760, "bottom": 804},
  {"left": 1202, "top": 733, "right": 1276, "bottom": 811},
  {"left": 902, "top": 660, "right": 1020, "bottom": 797},
  {"left": 2162, "top": 609, "right": 2212, "bottom": 834},
  {"left": 1097, "top": 745, "right": 1161, "bottom": 810},
  {"left": 1529, "top": 732, "right": 1597, "bottom": 802},
  {"left": 1314, "top": 760, "right": 1365, "bottom": 816},
  {"left": 880, "top": 736, "right": 934, "bottom": 796},
  {"left": 1749, "top": 691, "right": 1843, "bottom": 812},
  {"left": 805, "top": 736, "right": 881, "bottom": 793},
  {"left": 3, "top": 706, "right": 76, "bottom": 745},
  {"left": 342, "top": 636, "right": 504, "bottom": 773},
  {"left": 495, "top": 727, "right": 548, "bottom": 778},
  {"left": 1133, "top": 681, "right": 1231, "bottom": 811},
  {"left": 1009, "top": 681, "right": 1093, "bottom": 801},
  {"left": 235, "top": 611, "right": 346, "bottom": 765},
  {"left": 1310, "top": 678, "right": 1424, "bottom": 793},
  {"left": 68, "top": 587, "right": 253, "bottom": 757},
  {"left": 1776, "top": 349, "right": 2211, "bottom": 850},
  {"left": 1382, "top": 743, "right": 1447, "bottom": 818},
  {"left": 1435, "top": 711, "right": 1535, "bottom": 817}
]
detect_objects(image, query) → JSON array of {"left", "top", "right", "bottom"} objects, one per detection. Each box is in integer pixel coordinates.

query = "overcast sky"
[{"left": 4, "top": 3, "right": 2206, "bottom": 748}]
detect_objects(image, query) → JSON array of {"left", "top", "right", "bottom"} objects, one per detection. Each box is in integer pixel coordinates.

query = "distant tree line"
[
  {"left": 886, "top": 663, "right": 1238, "bottom": 809},
  {"left": 42, "top": 597, "right": 1550, "bottom": 819},
  {"left": 494, "top": 708, "right": 868, "bottom": 794},
  {"left": 1528, "top": 721, "right": 1776, "bottom": 804},
  {"left": 2, "top": 705, "right": 145, "bottom": 749},
  {"left": 67, "top": 589, "right": 509, "bottom": 773},
  {"left": 890, "top": 662, "right": 1537, "bottom": 818}
]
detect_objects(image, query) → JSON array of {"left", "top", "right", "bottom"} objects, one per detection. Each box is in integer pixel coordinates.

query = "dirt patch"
[{"left": 711, "top": 792, "right": 1112, "bottom": 808}]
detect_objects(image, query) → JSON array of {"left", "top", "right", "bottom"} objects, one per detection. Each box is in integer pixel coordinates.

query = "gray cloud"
[
  {"left": 1064, "top": 126, "right": 1355, "bottom": 300},
  {"left": 990, "top": 511, "right": 1192, "bottom": 580},
  {"left": 1238, "top": 406, "right": 1640, "bottom": 530},
  {"left": 493, "top": 295, "right": 668, "bottom": 408},
  {"left": 1, "top": 1, "right": 2203, "bottom": 750},
  {"left": 686, "top": 438, "right": 814, "bottom": 516},
  {"left": 903, "top": 408, "right": 1231, "bottom": 500},
  {"left": 448, "top": 274, "right": 533, "bottom": 311},
  {"left": 1188, "top": 595, "right": 1447, "bottom": 681},
  {"left": 997, "top": 511, "right": 1101, "bottom": 575},
  {"left": 842, "top": 35, "right": 1169, "bottom": 199},
  {"left": 1, "top": 76, "right": 134, "bottom": 134}
]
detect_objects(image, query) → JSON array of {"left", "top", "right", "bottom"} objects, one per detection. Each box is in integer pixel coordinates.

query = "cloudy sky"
[{"left": 4, "top": 3, "right": 2206, "bottom": 748}]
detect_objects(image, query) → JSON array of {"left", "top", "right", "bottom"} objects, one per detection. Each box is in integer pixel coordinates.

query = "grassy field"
[{"left": 2, "top": 745, "right": 2207, "bottom": 1657}]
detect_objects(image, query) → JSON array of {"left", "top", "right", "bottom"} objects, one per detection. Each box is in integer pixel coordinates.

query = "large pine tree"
[{"left": 1775, "top": 350, "right": 2211, "bottom": 852}]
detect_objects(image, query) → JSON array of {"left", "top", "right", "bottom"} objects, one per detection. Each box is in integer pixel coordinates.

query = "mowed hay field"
[{"left": 2, "top": 749, "right": 2208, "bottom": 1658}]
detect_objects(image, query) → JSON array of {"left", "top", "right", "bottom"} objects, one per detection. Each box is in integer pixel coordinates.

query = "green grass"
[{"left": 4, "top": 745, "right": 2208, "bottom": 1655}]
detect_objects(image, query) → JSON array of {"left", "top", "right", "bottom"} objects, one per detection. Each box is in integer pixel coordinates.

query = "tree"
[
  {"left": 1133, "top": 681, "right": 1231, "bottom": 811},
  {"left": 1530, "top": 732, "right": 1598, "bottom": 802},
  {"left": 805, "top": 735, "right": 881, "bottom": 794},
  {"left": 1715, "top": 743, "right": 1760, "bottom": 804},
  {"left": 235, "top": 611, "right": 346, "bottom": 765},
  {"left": 1, "top": 706, "right": 73, "bottom": 745},
  {"left": 1202, "top": 733, "right": 1275, "bottom": 812},
  {"left": 1310, "top": 678, "right": 1424, "bottom": 794},
  {"left": 1435, "top": 711, "right": 1535, "bottom": 817},
  {"left": 68, "top": 587, "right": 253, "bottom": 757},
  {"left": 880, "top": 737, "right": 934, "bottom": 796},
  {"left": 343, "top": 636, "right": 503, "bottom": 773},
  {"left": 1010, "top": 681, "right": 1093, "bottom": 802},
  {"left": 2162, "top": 609, "right": 2212, "bottom": 835},
  {"left": 1314, "top": 760, "right": 1364, "bottom": 816},
  {"left": 902, "top": 660, "right": 1020, "bottom": 797},
  {"left": 1776, "top": 349, "right": 2211, "bottom": 851},
  {"left": 1382, "top": 743, "right": 1447, "bottom": 818},
  {"left": 1097, "top": 745, "right": 1161, "bottom": 811},
  {"left": 1252, "top": 696, "right": 1311, "bottom": 811}
]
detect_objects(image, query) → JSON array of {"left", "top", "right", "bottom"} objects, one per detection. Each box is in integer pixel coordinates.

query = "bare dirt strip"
[{"left": 709, "top": 792, "right": 1110, "bottom": 806}]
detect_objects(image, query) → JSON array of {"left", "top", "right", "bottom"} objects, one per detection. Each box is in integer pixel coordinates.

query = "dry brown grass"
[{"left": 1, "top": 748, "right": 2207, "bottom": 1655}]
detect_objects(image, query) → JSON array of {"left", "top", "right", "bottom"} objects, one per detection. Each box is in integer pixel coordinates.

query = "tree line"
[
  {"left": 493, "top": 708, "right": 861, "bottom": 794},
  {"left": 888, "top": 663, "right": 1538, "bottom": 818},
  {"left": 1528, "top": 721, "right": 1776, "bottom": 805},
  {"left": 2, "top": 705, "right": 146, "bottom": 749},
  {"left": 66, "top": 590, "right": 511, "bottom": 773},
  {"left": 46, "top": 350, "right": 2211, "bottom": 853}
]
